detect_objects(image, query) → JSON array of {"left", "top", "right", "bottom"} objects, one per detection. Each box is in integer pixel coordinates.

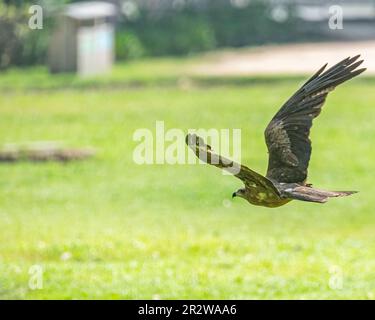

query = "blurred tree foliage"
[
  {"left": 121, "top": 6, "right": 216, "bottom": 57},
  {"left": 0, "top": 0, "right": 67, "bottom": 69},
  {"left": 118, "top": 0, "right": 301, "bottom": 59},
  {"left": 0, "top": 2, "right": 27, "bottom": 69},
  {"left": 1, "top": 0, "right": 305, "bottom": 67},
  {"left": 117, "top": 0, "right": 304, "bottom": 58}
]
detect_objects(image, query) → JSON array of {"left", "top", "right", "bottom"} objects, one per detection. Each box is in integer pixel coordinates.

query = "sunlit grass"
[
  {"left": 0, "top": 60, "right": 374, "bottom": 299},
  {"left": 0, "top": 57, "right": 195, "bottom": 91}
]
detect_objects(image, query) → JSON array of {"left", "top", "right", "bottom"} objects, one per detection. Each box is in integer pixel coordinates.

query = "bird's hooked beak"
[{"left": 233, "top": 188, "right": 245, "bottom": 199}]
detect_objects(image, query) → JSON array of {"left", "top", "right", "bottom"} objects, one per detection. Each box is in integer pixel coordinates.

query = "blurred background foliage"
[
  {"left": 0, "top": 0, "right": 308, "bottom": 69},
  {"left": 0, "top": 0, "right": 63, "bottom": 69}
]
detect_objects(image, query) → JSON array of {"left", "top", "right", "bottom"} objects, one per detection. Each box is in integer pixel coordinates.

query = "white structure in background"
[{"left": 48, "top": 1, "right": 116, "bottom": 77}]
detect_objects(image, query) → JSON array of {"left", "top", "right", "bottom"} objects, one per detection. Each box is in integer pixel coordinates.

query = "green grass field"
[{"left": 0, "top": 58, "right": 374, "bottom": 299}]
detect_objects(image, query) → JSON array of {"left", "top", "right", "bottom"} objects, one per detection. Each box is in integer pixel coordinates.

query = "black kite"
[{"left": 186, "top": 56, "right": 366, "bottom": 207}]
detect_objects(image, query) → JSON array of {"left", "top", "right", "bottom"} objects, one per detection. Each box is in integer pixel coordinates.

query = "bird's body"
[
  {"left": 235, "top": 186, "right": 292, "bottom": 208},
  {"left": 186, "top": 55, "right": 366, "bottom": 207},
  {"left": 234, "top": 183, "right": 356, "bottom": 207}
]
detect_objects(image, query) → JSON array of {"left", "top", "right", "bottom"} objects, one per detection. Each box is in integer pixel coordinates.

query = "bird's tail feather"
[{"left": 284, "top": 186, "right": 358, "bottom": 204}]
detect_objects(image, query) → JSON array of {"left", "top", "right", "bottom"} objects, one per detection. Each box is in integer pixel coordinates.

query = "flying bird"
[{"left": 186, "top": 55, "right": 366, "bottom": 207}]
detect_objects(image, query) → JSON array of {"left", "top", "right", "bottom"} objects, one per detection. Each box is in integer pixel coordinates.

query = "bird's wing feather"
[
  {"left": 264, "top": 55, "right": 366, "bottom": 183},
  {"left": 186, "top": 134, "right": 279, "bottom": 194}
]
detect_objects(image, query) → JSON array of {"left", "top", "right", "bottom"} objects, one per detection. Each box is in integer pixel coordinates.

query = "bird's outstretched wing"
[
  {"left": 186, "top": 133, "right": 279, "bottom": 194},
  {"left": 264, "top": 55, "right": 366, "bottom": 183}
]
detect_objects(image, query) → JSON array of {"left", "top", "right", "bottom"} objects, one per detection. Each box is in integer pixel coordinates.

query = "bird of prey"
[{"left": 186, "top": 55, "right": 366, "bottom": 207}]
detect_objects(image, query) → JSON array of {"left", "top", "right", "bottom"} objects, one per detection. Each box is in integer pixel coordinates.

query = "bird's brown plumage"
[
  {"left": 265, "top": 55, "right": 366, "bottom": 183},
  {"left": 186, "top": 56, "right": 366, "bottom": 207}
]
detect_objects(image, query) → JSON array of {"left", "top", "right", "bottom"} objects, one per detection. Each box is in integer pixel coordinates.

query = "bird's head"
[{"left": 232, "top": 188, "right": 246, "bottom": 199}]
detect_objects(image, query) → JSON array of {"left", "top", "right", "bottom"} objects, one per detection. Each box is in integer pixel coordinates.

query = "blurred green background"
[
  {"left": 0, "top": 0, "right": 374, "bottom": 299},
  {"left": 1, "top": 0, "right": 303, "bottom": 69}
]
